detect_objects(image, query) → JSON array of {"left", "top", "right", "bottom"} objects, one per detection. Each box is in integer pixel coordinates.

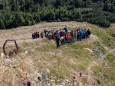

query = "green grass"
[
  {"left": 90, "top": 25, "right": 115, "bottom": 48},
  {"left": 0, "top": 22, "right": 115, "bottom": 86}
]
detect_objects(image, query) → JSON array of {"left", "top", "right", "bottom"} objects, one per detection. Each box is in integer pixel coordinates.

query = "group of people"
[
  {"left": 32, "top": 26, "right": 91, "bottom": 48},
  {"left": 32, "top": 32, "right": 44, "bottom": 39}
]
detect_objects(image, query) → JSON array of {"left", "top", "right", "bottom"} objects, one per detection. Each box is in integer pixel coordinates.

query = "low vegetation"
[{"left": 0, "top": 22, "right": 115, "bottom": 86}]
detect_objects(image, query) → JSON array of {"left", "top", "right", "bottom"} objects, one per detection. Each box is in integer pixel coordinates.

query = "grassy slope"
[{"left": 0, "top": 22, "right": 115, "bottom": 86}]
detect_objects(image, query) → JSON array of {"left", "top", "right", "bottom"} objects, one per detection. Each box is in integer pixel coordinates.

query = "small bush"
[{"left": 106, "top": 54, "right": 114, "bottom": 62}]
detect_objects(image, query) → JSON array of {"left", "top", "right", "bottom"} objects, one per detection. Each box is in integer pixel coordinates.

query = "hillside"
[{"left": 0, "top": 22, "right": 115, "bottom": 86}]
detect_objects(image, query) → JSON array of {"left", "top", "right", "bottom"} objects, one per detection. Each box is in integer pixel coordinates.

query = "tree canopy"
[{"left": 0, "top": 0, "right": 115, "bottom": 29}]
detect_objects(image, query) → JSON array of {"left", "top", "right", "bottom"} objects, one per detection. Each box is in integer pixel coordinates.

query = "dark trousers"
[{"left": 56, "top": 39, "right": 60, "bottom": 48}]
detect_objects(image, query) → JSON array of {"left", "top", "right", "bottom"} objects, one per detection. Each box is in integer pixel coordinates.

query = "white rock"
[
  {"left": 1, "top": 53, "right": 5, "bottom": 58},
  {"left": 25, "top": 51, "right": 28, "bottom": 54},
  {"left": 46, "top": 69, "right": 50, "bottom": 73},
  {"left": 37, "top": 73, "right": 42, "bottom": 78},
  {"left": 84, "top": 48, "right": 93, "bottom": 53},
  {"left": 4, "top": 59, "right": 12, "bottom": 64}
]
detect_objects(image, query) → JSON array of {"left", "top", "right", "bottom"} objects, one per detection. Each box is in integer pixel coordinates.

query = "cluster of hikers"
[{"left": 32, "top": 26, "right": 91, "bottom": 48}]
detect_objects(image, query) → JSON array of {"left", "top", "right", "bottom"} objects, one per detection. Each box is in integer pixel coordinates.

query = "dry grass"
[
  {"left": 0, "top": 22, "right": 115, "bottom": 86},
  {"left": 0, "top": 22, "right": 90, "bottom": 47}
]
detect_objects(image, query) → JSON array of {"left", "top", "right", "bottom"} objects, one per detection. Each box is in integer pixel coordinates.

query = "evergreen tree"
[{"left": 0, "top": 0, "right": 115, "bottom": 29}]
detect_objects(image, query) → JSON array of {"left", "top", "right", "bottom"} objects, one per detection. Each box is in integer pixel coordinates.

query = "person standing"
[
  {"left": 67, "top": 32, "right": 71, "bottom": 44},
  {"left": 64, "top": 26, "right": 68, "bottom": 33},
  {"left": 40, "top": 32, "right": 44, "bottom": 38},
  {"left": 55, "top": 35, "right": 60, "bottom": 48},
  {"left": 55, "top": 31, "right": 60, "bottom": 48},
  {"left": 86, "top": 29, "right": 91, "bottom": 38}
]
